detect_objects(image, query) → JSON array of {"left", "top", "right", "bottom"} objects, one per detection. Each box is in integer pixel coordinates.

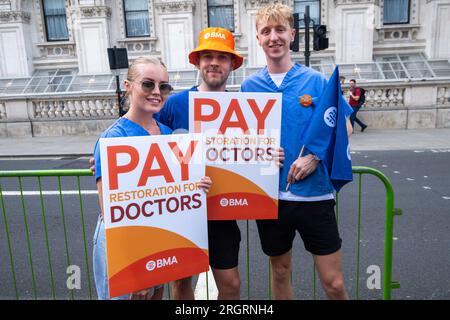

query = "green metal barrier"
[
  {"left": 351, "top": 166, "right": 402, "bottom": 300},
  {"left": 0, "top": 169, "right": 92, "bottom": 300},
  {"left": 258, "top": 166, "right": 401, "bottom": 300},
  {"left": 0, "top": 166, "right": 400, "bottom": 300}
]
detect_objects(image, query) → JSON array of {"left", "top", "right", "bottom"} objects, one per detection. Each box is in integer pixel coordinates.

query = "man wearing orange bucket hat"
[
  {"left": 155, "top": 27, "right": 244, "bottom": 300},
  {"left": 156, "top": 27, "right": 243, "bottom": 129},
  {"left": 189, "top": 27, "right": 244, "bottom": 70}
]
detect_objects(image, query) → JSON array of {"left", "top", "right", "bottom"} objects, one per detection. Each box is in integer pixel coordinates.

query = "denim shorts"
[{"left": 92, "top": 215, "right": 162, "bottom": 300}]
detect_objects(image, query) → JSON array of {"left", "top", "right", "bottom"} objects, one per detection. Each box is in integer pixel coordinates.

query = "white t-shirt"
[
  {"left": 269, "top": 72, "right": 287, "bottom": 87},
  {"left": 279, "top": 191, "right": 334, "bottom": 202}
]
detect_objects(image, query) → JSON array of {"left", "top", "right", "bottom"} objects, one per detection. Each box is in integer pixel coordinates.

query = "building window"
[
  {"left": 294, "top": 0, "right": 320, "bottom": 27},
  {"left": 42, "top": 0, "right": 69, "bottom": 41},
  {"left": 383, "top": 0, "right": 410, "bottom": 24},
  {"left": 207, "top": 0, "right": 234, "bottom": 32},
  {"left": 123, "top": 0, "right": 150, "bottom": 37}
]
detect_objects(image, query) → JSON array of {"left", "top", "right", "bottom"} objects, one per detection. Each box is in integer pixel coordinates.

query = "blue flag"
[{"left": 299, "top": 66, "right": 353, "bottom": 192}]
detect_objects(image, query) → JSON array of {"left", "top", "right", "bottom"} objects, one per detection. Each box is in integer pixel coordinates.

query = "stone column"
[
  {"left": 424, "top": 0, "right": 450, "bottom": 59},
  {"left": 334, "top": 0, "right": 377, "bottom": 64},
  {"left": 72, "top": 0, "right": 111, "bottom": 74},
  {"left": 154, "top": 1, "right": 196, "bottom": 70},
  {"left": 0, "top": 0, "right": 33, "bottom": 77}
]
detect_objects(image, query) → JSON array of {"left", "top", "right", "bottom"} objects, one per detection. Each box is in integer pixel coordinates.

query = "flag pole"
[{"left": 285, "top": 145, "right": 305, "bottom": 191}]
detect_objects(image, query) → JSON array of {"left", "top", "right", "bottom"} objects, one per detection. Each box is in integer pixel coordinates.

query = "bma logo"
[
  {"left": 324, "top": 107, "right": 337, "bottom": 127},
  {"left": 146, "top": 260, "right": 156, "bottom": 271},
  {"left": 204, "top": 32, "right": 226, "bottom": 40},
  {"left": 146, "top": 256, "right": 178, "bottom": 272},
  {"left": 220, "top": 198, "right": 249, "bottom": 207}
]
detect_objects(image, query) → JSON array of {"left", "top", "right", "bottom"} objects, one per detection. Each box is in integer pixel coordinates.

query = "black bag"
[{"left": 358, "top": 87, "right": 366, "bottom": 107}]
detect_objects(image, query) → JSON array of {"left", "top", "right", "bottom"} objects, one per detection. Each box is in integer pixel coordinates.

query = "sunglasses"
[{"left": 140, "top": 80, "right": 173, "bottom": 95}]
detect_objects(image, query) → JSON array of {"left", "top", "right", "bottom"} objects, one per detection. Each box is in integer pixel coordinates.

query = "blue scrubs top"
[
  {"left": 93, "top": 117, "right": 173, "bottom": 181},
  {"left": 241, "top": 63, "right": 336, "bottom": 196},
  {"left": 154, "top": 86, "right": 198, "bottom": 131}
]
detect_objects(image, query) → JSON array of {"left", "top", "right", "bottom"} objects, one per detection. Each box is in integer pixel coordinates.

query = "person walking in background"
[{"left": 348, "top": 79, "right": 367, "bottom": 132}]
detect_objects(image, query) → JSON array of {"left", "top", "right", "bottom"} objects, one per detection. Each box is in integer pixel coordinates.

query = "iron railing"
[{"left": 0, "top": 166, "right": 401, "bottom": 300}]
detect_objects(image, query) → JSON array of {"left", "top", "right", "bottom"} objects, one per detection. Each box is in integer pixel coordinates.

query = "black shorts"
[
  {"left": 207, "top": 220, "right": 241, "bottom": 269},
  {"left": 256, "top": 199, "right": 341, "bottom": 256}
]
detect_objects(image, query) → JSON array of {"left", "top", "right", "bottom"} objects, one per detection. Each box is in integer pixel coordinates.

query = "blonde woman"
[{"left": 92, "top": 57, "right": 212, "bottom": 300}]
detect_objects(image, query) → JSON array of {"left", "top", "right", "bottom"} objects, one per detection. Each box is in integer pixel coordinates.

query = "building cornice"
[
  {"left": 0, "top": 10, "right": 30, "bottom": 23},
  {"left": 0, "top": 0, "right": 11, "bottom": 12},
  {"left": 244, "top": 0, "right": 287, "bottom": 11},
  {"left": 79, "top": 5, "right": 111, "bottom": 18},
  {"left": 334, "top": 0, "right": 379, "bottom": 5},
  {"left": 154, "top": 1, "right": 195, "bottom": 14}
]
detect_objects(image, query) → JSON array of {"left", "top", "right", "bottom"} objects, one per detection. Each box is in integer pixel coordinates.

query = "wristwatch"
[{"left": 312, "top": 154, "right": 321, "bottom": 162}]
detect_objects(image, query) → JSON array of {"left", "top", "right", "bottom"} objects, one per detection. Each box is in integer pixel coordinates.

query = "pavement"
[{"left": 0, "top": 128, "right": 449, "bottom": 157}]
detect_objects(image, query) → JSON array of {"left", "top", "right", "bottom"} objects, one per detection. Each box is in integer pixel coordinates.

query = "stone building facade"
[{"left": 0, "top": 0, "right": 449, "bottom": 137}]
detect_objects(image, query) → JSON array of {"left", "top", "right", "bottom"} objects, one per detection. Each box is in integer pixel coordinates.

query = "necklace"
[{"left": 146, "top": 119, "right": 160, "bottom": 135}]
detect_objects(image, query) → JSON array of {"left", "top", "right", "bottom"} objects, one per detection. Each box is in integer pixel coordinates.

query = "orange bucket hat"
[{"left": 188, "top": 27, "right": 244, "bottom": 70}]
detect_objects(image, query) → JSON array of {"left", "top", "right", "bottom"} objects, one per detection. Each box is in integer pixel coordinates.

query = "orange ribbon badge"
[{"left": 299, "top": 94, "right": 313, "bottom": 107}]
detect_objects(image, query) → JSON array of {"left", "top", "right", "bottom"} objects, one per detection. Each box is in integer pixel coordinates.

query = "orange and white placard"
[
  {"left": 189, "top": 92, "right": 281, "bottom": 220},
  {"left": 99, "top": 133, "right": 208, "bottom": 298}
]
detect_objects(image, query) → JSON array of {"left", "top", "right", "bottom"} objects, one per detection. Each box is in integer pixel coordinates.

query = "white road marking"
[
  {"left": 393, "top": 237, "right": 398, "bottom": 241},
  {"left": 0, "top": 156, "right": 63, "bottom": 161},
  {"left": 393, "top": 171, "right": 400, "bottom": 174},
  {"left": 424, "top": 176, "right": 428, "bottom": 178},
  {"left": 442, "top": 196, "right": 450, "bottom": 200},
  {"left": 372, "top": 160, "right": 378, "bottom": 163},
  {"left": 414, "top": 150, "right": 425, "bottom": 153},
  {"left": 382, "top": 165, "right": 388, "bottom": 168},
  {"left": 1, "top": 190, "right": 98, "bottom": 196},
  {"left": 194, "top": 269, "right": 218, "bottom": 300},
  {"left": 406, "top": 178, "right": 415, "bottom": 181},
  {"left": 422, "top": 186, "right": 432, "bottom": 190}
]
